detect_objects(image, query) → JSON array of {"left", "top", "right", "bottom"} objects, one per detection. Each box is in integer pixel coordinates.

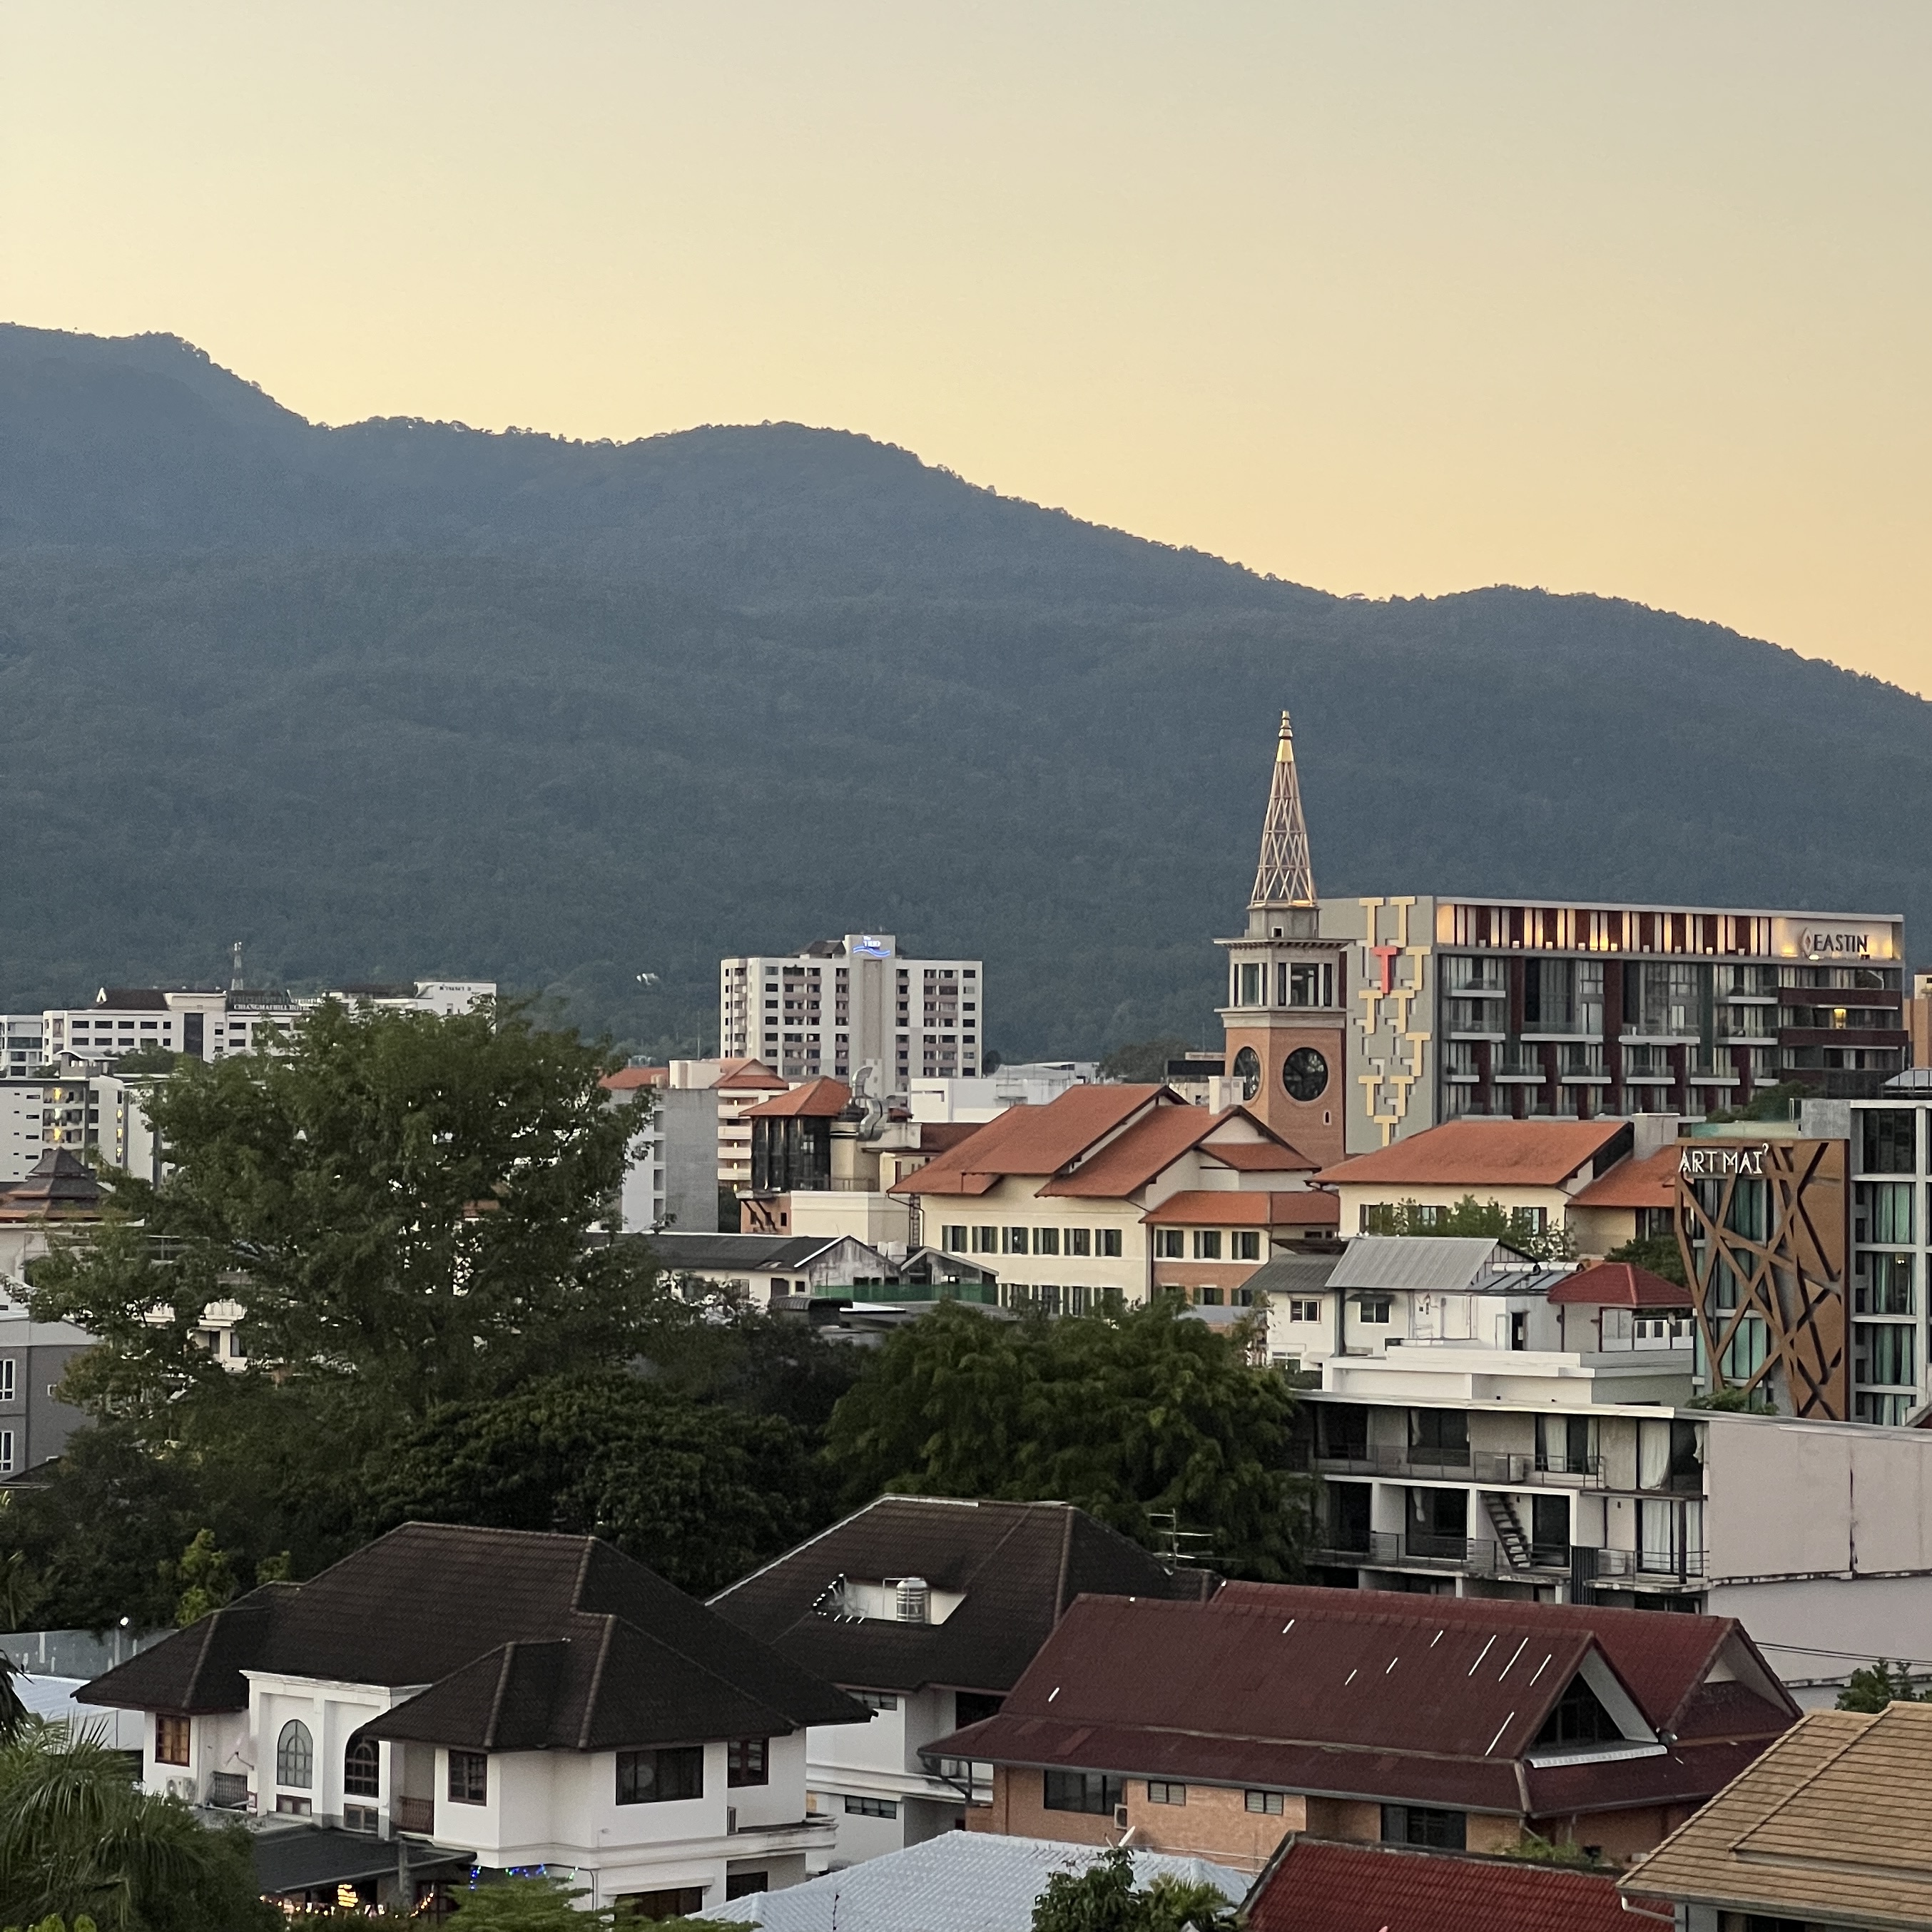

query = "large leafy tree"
[
  {"left": 32, "top": 999, "right": 654, "bottom": 1415},
  {"left": 825, "top": 1299, "right": 1309, "bottom": 1579},
  {"left": 1031, "top": 1847, "right": 1239, "bottom": 1932}
]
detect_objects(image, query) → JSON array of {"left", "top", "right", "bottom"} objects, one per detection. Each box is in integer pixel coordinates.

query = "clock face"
[
  {"left": 1282, "top": 1047, "right": 1329, "bottom": 1102},
  {"left": 1231, "top": 1046, "right": 1261, "bottom": 1101}
]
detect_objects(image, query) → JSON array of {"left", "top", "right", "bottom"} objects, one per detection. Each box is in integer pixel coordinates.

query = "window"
[
  {"left": 844, "top": 1794, "right": 898, "bottom": 1818},
  {"left": 1197, "top": 1286, "right": 1224, "bottom": 1306},
  {"left": 1857, "top": 1252, "right": 1915, "bottom": 1316},
  {"left": 1244, "top": 1789, "right": 1285, "bottom": 1815},
  {"left": 616, "top": 1745, "right": 704, "bottom": 1804},
  {"left": 1237, "top": 964, "right": 1264, "bottom": 1006},
  {"left": 728, "top": 1738, "right": 769, "bottom": 1787},
  {"left": 726, "top": 1874, "right": 769, "bottom": 1901},
  {"left": 1855, "top": 1323, "right": 1916, "bottom": 1388},
  {"left": 275, "top": 1720, "right": 313, "bottom": 1789},
  {"left": 616, "top": 1889, "right": 705, "bottom": 1921},
  {"left": 345, "top": 1804, "right": 379, "bottom": 1833},
  {"left": 448, "top": 1749, "right": 487, "bottom": 1804},
  {"left": 972, "top": 1226, "right": 998, "bottom": 1253},
  {"left": 343, "top": 1737, "right": 380, "bottom": 1797},
  {"left": 1288, "top": 1298, "right": 1321, "bottom": 1323},
  {"left": 1536, "top": 1675, "right": 1619, "bottom": 1747},
  {"left": 942, "top": 1226, "right": 967, "bottom": 1253},
  {"left": 275, "top": 1794, "right": 312, "bottom": 1816},
  {"left": 1232, "top": 1231, "right": 1261, "bottom": 1261},
  {"left": 1856, "top": 1182, "right": 1915, "bottom": 1245},
  {"left": 1098, "top": 1229, "right": 1122, "bottom": 1258},
  {"left": 1004, "top": 1227, "right": 1029, "bottom": 1255},
  {"left": 0, "top": 1432, "right": 14, "bottom": 1475},
  {"left": 1193, "top": 1230, "right": 1222, "bottom": 1261},
  {"left": 1155, "top": 1229, "right": 1186, "bottom": 1259},
  {"left": 0, "top": 1360, "right": 14, "bottom": 1403},
  {"left": 155, "top": 1714, "right": 190, "bottom": 1766},
  {"left": 1861, "top": 1110, "right": 1918, "bottom": 1175},
  {"left": 1382, "top": 1804, "right": 1465, "bottom": 1849},
  {"left": 852, "top": 1690, "right": 898, "bottom": 1712},
  {"left": 1358, "top": 1296, "right": 1391, "bottom": 1324},
  {"left": 1044, "top": 1771, "right": 1124, "bottom": 1814},
  {"left": 1033, "top": 1227, "right": 1060, "bottom": 1256},
  {"left": 955, "top": 1691, "right": 1004, "bottom": 1727},
  {"left": 1065, "top": 1228, "right": 1092, "bottom": 1257},
  {"left": 1147, "top": 1781, "right": 1186, "bottom": 1805}
]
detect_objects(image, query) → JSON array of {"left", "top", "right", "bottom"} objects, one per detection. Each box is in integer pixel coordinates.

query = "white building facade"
[{"left": 719, "top": 937, "right": 984, "bottom": 1092}]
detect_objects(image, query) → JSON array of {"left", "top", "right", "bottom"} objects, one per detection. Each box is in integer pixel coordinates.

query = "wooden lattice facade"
[{"left": 1676, "top": 1138, "right": 1850, "bottom": 1420}]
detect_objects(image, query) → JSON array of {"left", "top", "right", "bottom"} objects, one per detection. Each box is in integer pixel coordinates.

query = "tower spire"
[{"left": 1249, "top": 710, "right": 1316, "bottom": 908}]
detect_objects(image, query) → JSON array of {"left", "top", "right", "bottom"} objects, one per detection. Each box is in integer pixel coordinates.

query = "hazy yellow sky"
[{"left": 4, "top": 3, "right": 1929, "bottom": 688}]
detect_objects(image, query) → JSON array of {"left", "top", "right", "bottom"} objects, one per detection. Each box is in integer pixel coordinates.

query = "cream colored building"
[{"left": 895, "top": 1084, "right": 1321, "bottom": 1313}]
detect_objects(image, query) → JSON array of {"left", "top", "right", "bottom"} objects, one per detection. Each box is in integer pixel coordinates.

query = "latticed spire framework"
[{"left": 1249, "top": 710, "right": 1316, "bottom": 907}]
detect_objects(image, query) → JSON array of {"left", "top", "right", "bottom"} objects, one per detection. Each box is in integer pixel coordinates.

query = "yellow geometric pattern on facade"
[{"left": 1355, "top": 897, "right": 1433, "bottom": 1147}]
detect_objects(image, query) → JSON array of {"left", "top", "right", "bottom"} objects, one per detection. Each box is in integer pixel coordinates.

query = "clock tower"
[{"left": 1216, "top": 711, "right": 1348, "bottom": 1166}]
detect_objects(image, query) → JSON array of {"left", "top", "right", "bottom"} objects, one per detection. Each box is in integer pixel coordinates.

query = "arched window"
[
  {"left": 275, "top": 1720, "right": 313, "bottom": 1789},
  {"left": 343, "top": 1736, "right": 380, "bottom": 1799}
]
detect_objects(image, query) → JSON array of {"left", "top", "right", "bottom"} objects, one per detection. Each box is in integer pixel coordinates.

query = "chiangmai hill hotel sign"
[
  {"left": 1679, "top": 1144, "right": 1770, "bottom": 1178},
  {"left": 1769, "top": 917, "right": 1900, "bottom": 962}
]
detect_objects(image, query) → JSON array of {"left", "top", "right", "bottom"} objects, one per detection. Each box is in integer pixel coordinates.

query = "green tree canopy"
[
  {"left": 1604, "top": 1231, "right": 1687, "bottom": 1287},
  {"left": 31, "top": 999, "right": 656, "bottom": 1415},
  {"left": 442, "top": 1877, "right": 611, "bottom": 1928},
  {"left": 1363, "top": 1195, "right": 1578, "bottom": 1262},
  {"left": 1837, "top": 1659, "right": 1932, "bottom": 1713},
  {"left": 1031, "top": 1848, "right": 1238, "bottom": 1932},
  {"left": 825, "top": 1299, "right": 1308, "bottom": 1579}
]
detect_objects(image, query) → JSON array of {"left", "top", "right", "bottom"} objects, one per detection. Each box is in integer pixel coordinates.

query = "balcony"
[
  {"left": 1313, "top": 1447, "right": 1605, "bottom": 1489},
  {"left": 1345, "top": 1532, "right": 1574, "bottom": 1577},
  {"left": 394, "top": 1796, "right": 435, "bottom": 1837},
  {"left": 1580, "top": 1546, "right": 1707, "bottom": 1584}
]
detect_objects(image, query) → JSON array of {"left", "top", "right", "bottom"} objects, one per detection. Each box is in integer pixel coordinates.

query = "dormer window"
[{"left": 1536, "top": 1674, "right": 1620, "bottom": 1749}]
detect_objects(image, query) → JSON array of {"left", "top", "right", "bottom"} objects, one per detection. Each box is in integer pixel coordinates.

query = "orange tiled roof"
[
  {"left": 890, "top": 1085, "right": 1165, "bottom": 1197},
  {"left": 1548, "top": 1261, "right": 1690, "bottom": 1307},
  {"left": 1316, "top": 1119, "right": 1630, "bottom": 1191},
  {"left": 1042, "top": 1106, "right": 1300, "bottom": 1199},
  {"left": 744, "top": 1077, "right": 851, "bottom": 1120},
  {"left": 1571, "top": 1145, "right": 1679, "bottom": 1209},
  {"left": 601, "top": 1067, "right": 668, "bottom": 1092},
  {"left": 716, "top": 1057, "right": 788, "bottom": 1091},
  {"left": 1142, "top": 1189, "right": 1341, "bottom": 1227},
  {"left": 1207, "top": 1141, "right": 1316, "bottom": 1173}
]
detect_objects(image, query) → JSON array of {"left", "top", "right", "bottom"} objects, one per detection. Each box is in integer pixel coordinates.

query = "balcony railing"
[
  {"left": 1346, "top": 1532, "right": 1575, "bottom": 1576},
  {"left": 394, "top": 1796, "right": 435, "bottom": 1837},
  {"left": 1314, "top": 1448, "right": 1605, "bottom": 1489}
]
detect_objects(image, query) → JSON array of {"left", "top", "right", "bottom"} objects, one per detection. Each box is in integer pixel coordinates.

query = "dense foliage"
[
  {"left": 1030, "top": 1848, "right": 1239, "bottom": 1932},
  {"left": 1363, "top": 1194, "right": 1579, "bottom": 1263},
  {"left": 6, "top": 325, "right": 1932, "bottom": 1062},
  {"left": 1836, "top": 1659, "right": 1932, "bottom": 1713},
  {"left": 825, "top": 1298, "right": 1309, "bottom": 1579}
]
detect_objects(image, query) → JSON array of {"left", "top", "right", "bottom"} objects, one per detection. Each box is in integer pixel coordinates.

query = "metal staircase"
[{"left": 1483, "top": 1493, "right": 1533, "bottom": 1571}]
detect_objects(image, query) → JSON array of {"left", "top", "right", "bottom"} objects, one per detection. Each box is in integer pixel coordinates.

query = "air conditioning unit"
[{"left": 1113, "top": 1804, "right": 1129, "bottom": 1829}]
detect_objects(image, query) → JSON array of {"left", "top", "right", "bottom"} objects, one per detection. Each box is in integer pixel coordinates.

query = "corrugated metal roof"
[
  {"left": 706, "top": 1830, "right": 1246, "bottom": 1930},
  {"left": 1325, "top": 1236, "right": 1523, "bottom": 1293}
]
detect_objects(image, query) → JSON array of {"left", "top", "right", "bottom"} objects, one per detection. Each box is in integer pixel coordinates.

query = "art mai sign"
[{"left": 1679, "top": 1144, "right": 1769, "bottom": 1178}]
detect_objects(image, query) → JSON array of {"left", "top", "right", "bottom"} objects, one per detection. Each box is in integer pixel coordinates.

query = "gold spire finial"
[{"left": 1251, "top": 709, "right": 1315, "bottom": 908}]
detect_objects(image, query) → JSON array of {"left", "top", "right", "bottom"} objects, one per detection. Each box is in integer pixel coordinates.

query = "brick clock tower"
[{"left": 1216, "top": 711, "right": 1348, "bottom": 1167}]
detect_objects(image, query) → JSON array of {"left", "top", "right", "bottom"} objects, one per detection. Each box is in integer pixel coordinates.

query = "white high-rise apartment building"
[{"left": 718, "top": 936, "right": 983, "bottom": 1092}]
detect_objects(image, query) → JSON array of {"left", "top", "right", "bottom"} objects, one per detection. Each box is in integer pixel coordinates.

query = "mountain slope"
[{"left": 1, "top": 323, "right": 1926, "bottom": 1059}]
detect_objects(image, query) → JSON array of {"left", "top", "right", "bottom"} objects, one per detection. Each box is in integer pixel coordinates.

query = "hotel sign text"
[{"left": 1679, "top": 1145, "right": 1769, "bottom": 1178}]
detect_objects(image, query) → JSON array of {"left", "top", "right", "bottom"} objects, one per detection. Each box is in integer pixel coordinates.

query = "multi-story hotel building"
[
  {"left": 718, "top": 937, "right": 983, "bottom": 1094},
  {"left": 1213, "top": 716, "right": 1908, "bottom": 1154}
]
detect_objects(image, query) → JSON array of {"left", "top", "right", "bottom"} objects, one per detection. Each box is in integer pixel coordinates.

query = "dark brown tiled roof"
[
  {"left": 80, "top": 1524, "right": 865, "bottom": 1752},
  {"left": 936, "top": 1588, "right": 1794, "bottom": 1818},
  {"left": 708, "top": 1498, "right": 1216, "bottom": 1696},
  {"left": 0, "top": 1148, "right": 103, "bottom": 1213}
]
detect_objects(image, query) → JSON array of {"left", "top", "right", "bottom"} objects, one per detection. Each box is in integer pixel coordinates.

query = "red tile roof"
[
  {"left": 1209, "top": 1142, "right": 1318, "bottom": 1172},
  {"left": 1316, "top": 1119, "right": 1630, "bottom": 1191},
  {"left": 601, "top": 1067, "right": 668, "bottom": 1092},
  {"left": 1245, "top": 1836, "right": 1652, "bottom": 1932},
  {"left": 1548, "top": 1261, "right": 1690, "bottom": 1308},
  {"left": 743, "top": 1077, "right": 850, "bottom": 1119},
  {"left": 918, "top": 1123, "right": 983, "bottom": 1154},
  {"left": 716, "top": 1057, "right": 788, "bottom": 1092},
  {"left": 890, "top": 1086, "right": 1165, "bottom": 1196},
  {"left": 937, "top": 1587, "right": 1794, "bottom": 1821},
  {"left": 1043, "top": 1107, "right": 1307, "bottom": 1199},
  {"left": 1142, "top": 1189, "right": 1340, "bottom": 1227},
  {"left": 1570, "top": 1145, "right": 1679, "bottom": 1209}
]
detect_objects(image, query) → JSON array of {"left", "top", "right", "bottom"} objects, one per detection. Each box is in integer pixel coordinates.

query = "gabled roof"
[
  {"left": 746, "top": 1077, "right": 851, "bottom": 1119},
  {"left": 1142, "top": 1190, "right": 1338, "bottom": 1228},
  {"left": 1243, "top": 1251, "right": 1346, "bottom": 1300},
  {"left": 937, "top": 1586, "right": 1793, "bottom": 1819},
  {"left": 1315, "top": 1119, "right": 1631, "bottom": 1190},
  {"left": 1622, "top": 1703, "right": 1932, "bottom": 1926},
  {"left": 717, "top": 1057, "right": 789, "bottom": 1092},
  {"left": 1325, "top": 1236, "right": 1547, "bottom": 1295},
  {"left": 708, "top": 1498, "right": 1216, "bottom": 1697},
  {"left": 640, "top": 1231, "right": 874, "bottom": 1273},
  {"left": 1549, "top": 1261, "right": 1691, "bottom": 1308},
  {"left": 1570, "top": 1144, "right": 1679, "bottom": 1209},
  {"left": 1041, "top": 1107, "right": 1306, "bottom": 1200},
  {"left": 0, "top": 1149, "right": 103, "bottom": 1216},
  {"left": 1245, "top": 1836, "right": 1648, "bottom": 1932},
  {"left": 80, "top": 1523, "right": 866, "bottom": 1753},
  {"left": 601, "top": 1066, "right": 668, "bottom": 1092},
  {"left": 1206, "top": 1142, "right": 1315, "bottom": 1173},
  {"left": 92, "top": 988, "right": 173, "bottom": 1010},
  {"left": 1211, "top": 1582, "right": 1799, "bottom": 1739},
  {"left": 707, "top": 1831, "right": 1246, "bottom": 1931},
  {"left": 890, "top": 1086, "right": 1166, "bottom": 1197}
]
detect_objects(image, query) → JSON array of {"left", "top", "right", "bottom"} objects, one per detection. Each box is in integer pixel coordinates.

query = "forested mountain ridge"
[{"left": 2, "top": 322, "right": 1927, "bottom": 1062}]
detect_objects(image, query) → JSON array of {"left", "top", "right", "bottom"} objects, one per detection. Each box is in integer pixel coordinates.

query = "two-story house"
[
  {"left": 708, "top": 1497, "right": 1216, "bottom": 1867},
  {"left": 935, "top": 1585, "right": 1797, "bottom": 1870},
  {"left": 892, "top": 1084, "right": 1325, "bottom": 1313},
  {"left": 79, "top": 1522, "right": 868, "bottom": 1918}
]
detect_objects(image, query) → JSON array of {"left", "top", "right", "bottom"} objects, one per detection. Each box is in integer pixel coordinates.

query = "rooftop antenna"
[
  {"left": 230, "top": 942, "right": 244, "bottom": 993},
  {"left": 1144, "top": 1510, "right": 1214, "bottom": 1568}
]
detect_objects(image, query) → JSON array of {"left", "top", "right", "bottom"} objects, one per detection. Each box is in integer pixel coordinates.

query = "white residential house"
[
  {"left": 708, "top": 1498, "right": 1215, "bottom": 1869},
  {"left": 79, "top": 1523, "right": 868, "bottom": 1918}
]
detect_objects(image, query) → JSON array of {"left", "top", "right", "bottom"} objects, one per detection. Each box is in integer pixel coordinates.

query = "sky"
[{"left": 4, "top": 2, "right": 1929, "bottom": 691}]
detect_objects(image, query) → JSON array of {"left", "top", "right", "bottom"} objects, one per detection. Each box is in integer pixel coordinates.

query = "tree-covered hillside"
[{"left": 4, "top": 323, "right": 1928, "bottom": 1061}]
